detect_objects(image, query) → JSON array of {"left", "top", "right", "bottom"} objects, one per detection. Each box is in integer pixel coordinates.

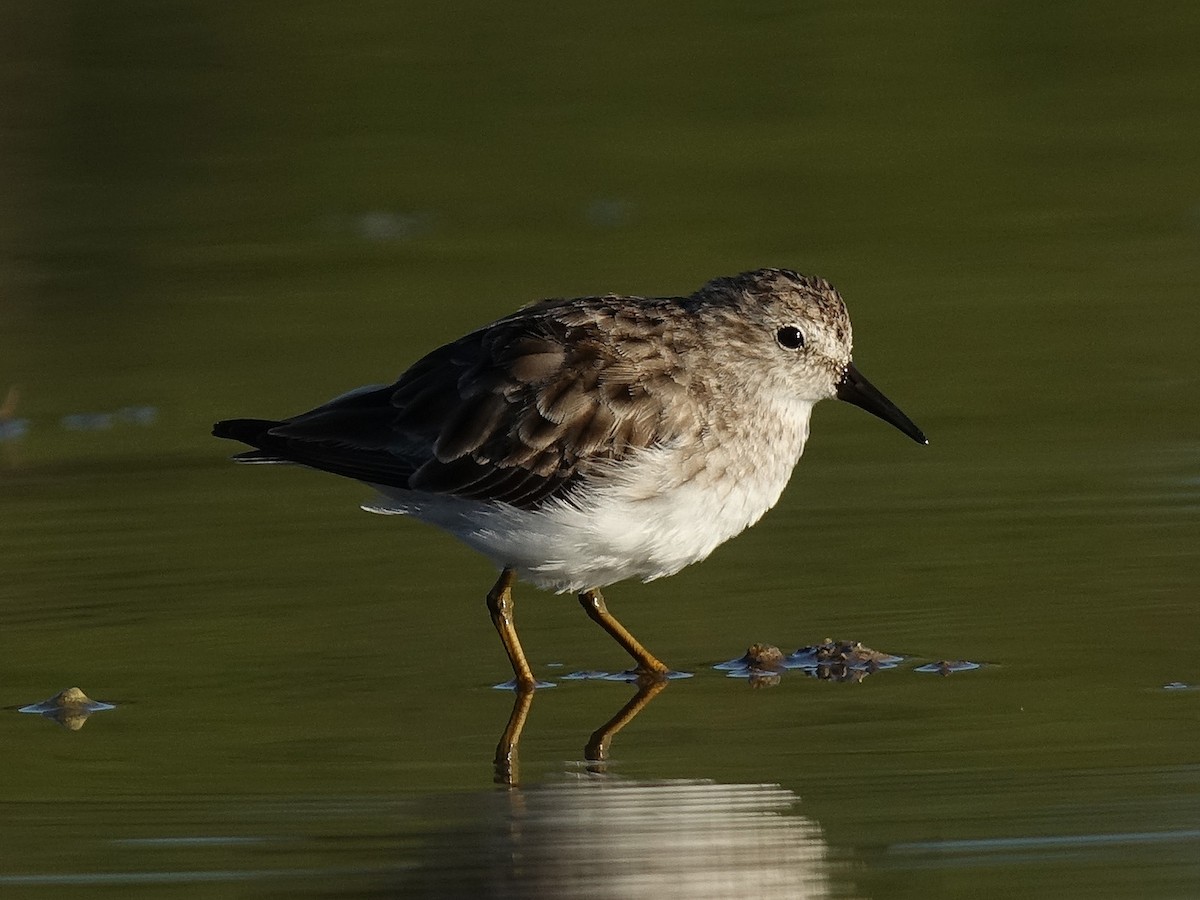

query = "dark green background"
[{"left": 2, "top": 2, "right": 1198, "bottom": 896}]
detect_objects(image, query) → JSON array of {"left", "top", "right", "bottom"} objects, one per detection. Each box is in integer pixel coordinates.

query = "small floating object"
[
  {"left": 718, "top": 639, "right": 901, "bottom": 683},
  {"left": 715, "top": 643, "right": 790, "bottom": 682},
  {"left": 18, "top": 687, "right": 116, "bottom": 730},
  {"left": 740, "top": 643, "right": 788, "bottom": 671},
  {"left": 1162, "top": 682, "right": 1193, "bottom": 691},
  {"left": 785, "top": 638, "right": 903, "bottom": 672},
  {"left": 914, "top": 660, "right": 982, "bottom": 675}
]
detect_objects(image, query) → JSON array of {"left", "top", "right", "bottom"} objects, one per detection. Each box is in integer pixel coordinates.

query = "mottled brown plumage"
[
  {"left": 217, "top": 269, "right": 869, "bottom": 511},
  {"left": 214, "top": 268, "right": 926, "bottom": 686}
]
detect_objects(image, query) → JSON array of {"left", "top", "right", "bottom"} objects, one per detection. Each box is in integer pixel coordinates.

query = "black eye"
[{"left": 776, "top": 325, "right": 805, "bottom": 350}]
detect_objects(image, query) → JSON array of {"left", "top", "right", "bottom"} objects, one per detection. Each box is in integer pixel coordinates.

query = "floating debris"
[
  {"left": 913, "top": 660, "right": 982, "bottom": 675},
  {"left": 744, "top": 642, "right": 788, "bottom": 671},
  {"left": 718, "top": 638, "right": 902, "bottom": 684},
  {"left": 18, "top": 687, "right": 116, "bottom": 731},
  {"left": 714, "top": 642, "right": 788, "bottom": 671},
  {"left": 714, "top": 642, "right": 789, "bottom": 680},
  {"left": 785, "top": 639, "right": 903, "bottom": 671}
]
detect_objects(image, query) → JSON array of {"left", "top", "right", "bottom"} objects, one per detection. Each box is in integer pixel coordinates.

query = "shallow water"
[{"left": 3, "top": 4, "right": 1199, "bottom": 897}]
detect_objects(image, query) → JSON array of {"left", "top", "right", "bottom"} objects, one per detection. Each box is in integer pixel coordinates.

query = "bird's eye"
[{"left": 776, "top": 325, "right": 805, "bottom": 350}]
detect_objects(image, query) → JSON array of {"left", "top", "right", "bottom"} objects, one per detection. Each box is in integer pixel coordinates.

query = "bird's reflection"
[
  {"left": 494, "top": 677, "right": 668, "bottom": 786},
  {"left": 391, "top": 773, "right": 835, "bottom": 899},
  {"left": 467, "top": 684, "right": 838, "bottom": 897}
]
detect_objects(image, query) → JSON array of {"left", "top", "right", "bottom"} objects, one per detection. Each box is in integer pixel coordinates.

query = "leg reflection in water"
[{"left": 494, "top": 678, "right": 669, "bottom": 786}]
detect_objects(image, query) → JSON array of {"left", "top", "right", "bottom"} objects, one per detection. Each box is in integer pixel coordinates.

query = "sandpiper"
[{"left": 214, "top": 268, "right": 926, "bottom": 689}]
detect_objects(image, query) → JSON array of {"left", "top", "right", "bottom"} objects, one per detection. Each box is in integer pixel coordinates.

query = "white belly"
[{"left": 366, "top": 401, "right": 814, "bottom": 593}]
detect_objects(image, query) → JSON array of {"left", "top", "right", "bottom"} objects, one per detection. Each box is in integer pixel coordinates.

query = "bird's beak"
[{"left": 835, "top": 363, "right": 928, "bottom": 445}]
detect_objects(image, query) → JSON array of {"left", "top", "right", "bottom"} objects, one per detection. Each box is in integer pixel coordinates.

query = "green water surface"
[{"left": 2, "top": 3, "right": 1198, "bottom": 897}]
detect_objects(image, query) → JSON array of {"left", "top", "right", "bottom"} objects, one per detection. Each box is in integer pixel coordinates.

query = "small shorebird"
[{"left": 214, "top": 269, "right": 926, "bottom": 689}]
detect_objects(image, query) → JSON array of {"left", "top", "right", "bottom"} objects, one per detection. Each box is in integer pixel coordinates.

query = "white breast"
[{"left": 368, "top": 398, "right": 815, "bottom": 593}]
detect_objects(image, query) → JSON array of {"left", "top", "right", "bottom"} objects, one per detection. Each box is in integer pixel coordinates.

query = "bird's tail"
[{"left": 212, "top": 418, "right": 292, "bottom": 463}]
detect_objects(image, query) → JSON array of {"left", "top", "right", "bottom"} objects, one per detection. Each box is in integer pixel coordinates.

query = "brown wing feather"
[
  {"left": 224, "top": 297, "right": 701, "bottom": 511},
  {"left": 399, "top": 299, "right": 699, "bottom": 507}
]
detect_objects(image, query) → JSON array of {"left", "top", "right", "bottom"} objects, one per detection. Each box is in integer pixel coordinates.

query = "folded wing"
[{"left": 213, "top": 300, "right": 697, "bottom": 510}]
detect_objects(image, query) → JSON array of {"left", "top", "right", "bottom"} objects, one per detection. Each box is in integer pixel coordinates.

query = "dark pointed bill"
[{"left": 835, "top": 363, "right": 928, "bottom": 445}]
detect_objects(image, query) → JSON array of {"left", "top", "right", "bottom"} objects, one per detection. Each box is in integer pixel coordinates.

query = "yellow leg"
[
  {"left": 578, "top": 588, "right": 670, "bottom": 678},
  {"left": 487, "top": 568, "right": 538, "bottom": 691}
]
